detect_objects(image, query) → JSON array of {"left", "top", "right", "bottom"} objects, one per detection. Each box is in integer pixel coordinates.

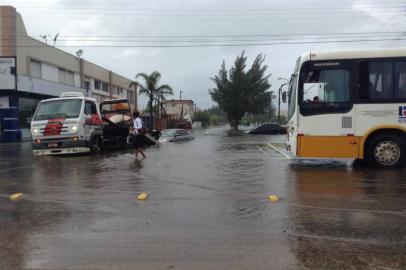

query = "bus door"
[{"left": 297, "top": 61, "right": 359, "bottom": 158}]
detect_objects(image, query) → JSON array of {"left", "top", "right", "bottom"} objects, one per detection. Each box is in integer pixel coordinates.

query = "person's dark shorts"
[{"left": 133, "top": 134, "right": 143, "bottom": 148}]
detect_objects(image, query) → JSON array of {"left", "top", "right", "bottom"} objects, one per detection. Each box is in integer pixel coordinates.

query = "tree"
[
  {"left": 209, "top": 52, "right": 271, "bottom": 130},
  {"left": 130, "top": 71, "right": 173, "bottom": 129},
  {"left": 193, "top": 111, "right": 210, "bottom": 127}
]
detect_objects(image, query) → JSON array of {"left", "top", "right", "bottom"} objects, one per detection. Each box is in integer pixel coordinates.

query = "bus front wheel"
[{"left": 366, "top": 134, "right": 405, "bottom": 168}]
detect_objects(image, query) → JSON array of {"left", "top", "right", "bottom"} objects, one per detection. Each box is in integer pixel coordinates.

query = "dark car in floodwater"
[{"left": 248, "top": 123, "right": 287, "bottom": 135}]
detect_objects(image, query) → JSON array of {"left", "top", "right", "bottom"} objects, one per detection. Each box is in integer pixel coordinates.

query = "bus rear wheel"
[{"left": 366, "top": 134, "right": 405, "bottom": 168}]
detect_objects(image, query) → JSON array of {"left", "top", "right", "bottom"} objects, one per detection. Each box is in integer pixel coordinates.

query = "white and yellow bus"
[{"left": 285, "top": 48, "right": 406, "bottom": 167}]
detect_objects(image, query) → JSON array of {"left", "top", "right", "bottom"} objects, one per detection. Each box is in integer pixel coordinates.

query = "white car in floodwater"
[{"left": 159, "top": 129, "right": 194, "bottom": 143}]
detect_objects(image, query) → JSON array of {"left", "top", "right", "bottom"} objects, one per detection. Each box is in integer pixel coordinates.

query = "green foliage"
[
  {"left": 205, "top": 106, "right": 226, "bottom": 118},
  {"left": 130, "top": 71, "right": 173, "bottom": 128},
  {"left": 193, "top": 106, "right": 226, "bottom": 127},
  {"left": 209, "top": 114, "right": 223, "bottom": 126},
  {"left": 277, "top": 115, "right": 287, "bottom": 125},
  {"left": 193, "top": 111, "right": 210, "bottom": 127},
  {"left": 209, "top": 51, "right": 271, "bottom": 130},
  {"left": 143, "top": 103, "right": 159, "bottom": 114}
]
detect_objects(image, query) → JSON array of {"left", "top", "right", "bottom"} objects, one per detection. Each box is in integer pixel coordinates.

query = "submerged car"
[
  {"left": 248, "top": 123, "right": 287, "bottom": 135},
  {"left": 159, "top": 129, "right": 194, "bottom": 142}
]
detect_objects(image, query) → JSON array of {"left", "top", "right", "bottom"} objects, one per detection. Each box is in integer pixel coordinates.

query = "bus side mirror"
[{"left": 282, "top": 91, "right": 287, "bottom": 103}]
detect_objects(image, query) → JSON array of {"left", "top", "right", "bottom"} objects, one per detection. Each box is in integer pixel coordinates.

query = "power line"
[
  {"left": 7, "top": 32, "right": 406, "bottom": 44},
  {"left": 13, "top": 5, "right": 406, "bottom": 12},
  {"left": 6, "top": 0, "right": 401, "bottom": 6},
  {"left": 20, "top": 31, "right": 406, "bottom": 39},
  {"left": 9, "top": 0, "right": 397, "bottom": 4},
  {"left": 8, "top": 35, "right": 406, "bottom": 44},
  {"left": 15, "top": 7, "right": 405, "bottom": 14},
  {"left": 5, "top": 37, "right": 406, "bottom": 48},
  {"left": 5, "top": 33, "right": 406, "bottom": 42},
  {"left": 21, "top": 14, "right": 403, "bottom": 22},
  {"left": 19, "top": 11, "right": 405, "bottom": 17},
  {"left": 383, "top": 17, "right": 406, "bottom": 48}
]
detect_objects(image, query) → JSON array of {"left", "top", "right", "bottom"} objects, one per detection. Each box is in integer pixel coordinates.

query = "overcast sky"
[{"left": 6, "top": 0, "right": 406, "bottom": 110}]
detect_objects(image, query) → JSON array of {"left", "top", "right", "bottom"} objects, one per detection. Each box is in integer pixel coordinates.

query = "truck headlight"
[
  {"left": 70, "top": 125, "right": 78, "bottom": 133},
  {"left": 32, "top": 128, "right": 39, "bottom": 135}
]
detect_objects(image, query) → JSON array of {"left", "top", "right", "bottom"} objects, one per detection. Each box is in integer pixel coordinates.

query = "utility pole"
[
  {"left": 180, "top": 91, "right": 184, "bottom": 119},
  {"left": 278, "top": 86, "right": 281, "bottom": 123}
]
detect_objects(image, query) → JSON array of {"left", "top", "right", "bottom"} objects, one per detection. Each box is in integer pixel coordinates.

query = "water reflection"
[
  {"left": 212, "top": 134, "right": 269, "bottom": 220},
  {"left": 287, "top": 160, "right": 406, "bottom": 269},
  {"left": 1, "top": 133, "right": 405, "bottom": 269}
]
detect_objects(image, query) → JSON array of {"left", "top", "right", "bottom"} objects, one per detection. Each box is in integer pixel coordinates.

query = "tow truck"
[{"left": 31, "top": 92, "right": 133, "bottom": 155}]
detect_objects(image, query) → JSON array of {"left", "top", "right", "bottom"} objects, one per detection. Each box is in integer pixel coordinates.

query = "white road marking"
[
  {"left": 257, "top": 145, "right": 290, "bottom": 160},
  {"left": 267, "top": 143, "right": 291, "bottom": 159}
]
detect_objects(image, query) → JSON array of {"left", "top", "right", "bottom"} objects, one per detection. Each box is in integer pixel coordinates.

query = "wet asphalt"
[{"left": 0, "top": 127, "right": 405, "bottom": 270}]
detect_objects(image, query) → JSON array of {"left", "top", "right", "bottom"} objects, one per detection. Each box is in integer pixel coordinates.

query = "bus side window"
[
  {"left": 359, "top": 61, "right": 369, "bottom": 100},
  {"left": 359, "top": 61, "right": 393, "bottom": 100},
  {"left": 395, "top": 62, "right": 406, "bottom": 99}
]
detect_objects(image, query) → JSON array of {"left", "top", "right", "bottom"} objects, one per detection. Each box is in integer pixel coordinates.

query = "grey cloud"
[{"left": 8, "top": 0, "right": 406, "bottom": 108}]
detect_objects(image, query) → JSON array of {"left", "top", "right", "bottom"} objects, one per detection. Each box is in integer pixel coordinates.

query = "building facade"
[
  {"left": 164, "top": 99, "right": 195, "bottom": 122},
  {"left": 0, "top": 6, "right": 137, "bottom": 142}
]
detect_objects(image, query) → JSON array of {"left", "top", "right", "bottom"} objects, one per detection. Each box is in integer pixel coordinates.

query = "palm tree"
[{"left": 130, "top": 71, "right": 173, "bottom": 129}]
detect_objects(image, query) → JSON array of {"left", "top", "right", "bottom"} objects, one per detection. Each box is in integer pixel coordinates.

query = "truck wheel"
[
  {"left": 90, "top": 136, "right": 102, "bottom": 154},
  {"left": 366, "top": 134, "right": 405, "bottom": 168},
  {"left": 116, "top": 136, "right": 126, "bottom": 148}
]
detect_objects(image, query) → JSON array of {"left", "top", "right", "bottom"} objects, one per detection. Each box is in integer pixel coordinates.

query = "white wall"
[
  {"left": 165, "top": 103, "right": 194, "bottom": 116},
  {"left": 18, "top": 74, "right": 85, "bottom": 97}
]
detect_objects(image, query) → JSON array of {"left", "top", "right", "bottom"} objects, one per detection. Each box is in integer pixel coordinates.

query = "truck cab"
[{"left": 31, "top": 92, "right": 133, "bottom": 155}]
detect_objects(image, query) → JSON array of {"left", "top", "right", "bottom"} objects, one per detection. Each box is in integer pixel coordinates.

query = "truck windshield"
[{"left": 33, "top": 99, "right": 82, "bottom": 120}]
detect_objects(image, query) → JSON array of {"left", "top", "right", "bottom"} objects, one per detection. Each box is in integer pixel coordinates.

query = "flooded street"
[{"left": 0, "top": 127, "right": 405, "bottom": 270}]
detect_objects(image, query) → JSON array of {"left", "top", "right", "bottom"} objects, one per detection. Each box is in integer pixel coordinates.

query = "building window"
[
  {"left": 66, "top": 71, "right": 74, "bottom": 86},
  {"left": 58, "top": 68, "right": 66, "bottom": 84},
  {"left": 30, "top": 60, "right": 41, "bottom": 78},
  {"left": 127, "top": 90, "right": 134, "bottom": 103},
  {"left": 94, "top": 80, "right": 101, "bottom": 90},
  {"left": 58, "top": 68, "right": 75, "bottom": 86},
  {"left": 102, "top": 82, "right": 109, "bottom": 92},
  {"left": 117, "top": 87, "right": 123, "bottom": 95},
  {"left": 84, "top": 81, "right": 90, "bottom": 92}
]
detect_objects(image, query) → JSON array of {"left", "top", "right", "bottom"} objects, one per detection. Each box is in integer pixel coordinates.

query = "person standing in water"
[{"left": 132, "top": 111, "right": 146, "bottom": 159}]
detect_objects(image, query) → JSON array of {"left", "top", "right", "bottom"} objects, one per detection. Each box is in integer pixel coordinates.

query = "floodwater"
[{"left": 0, "top": 127, "right": 405, "bottom": 270}]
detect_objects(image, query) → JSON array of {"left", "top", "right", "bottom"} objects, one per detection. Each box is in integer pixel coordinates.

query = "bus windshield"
[
  {"left": 287, "top": 57, "right": 301, "bottom": 121},
  {"left": 33, "top": 99, "right": 82, "bottom": 120},
  {"left": 287, "top": 74, "right": 297, "bottom": 121}
]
